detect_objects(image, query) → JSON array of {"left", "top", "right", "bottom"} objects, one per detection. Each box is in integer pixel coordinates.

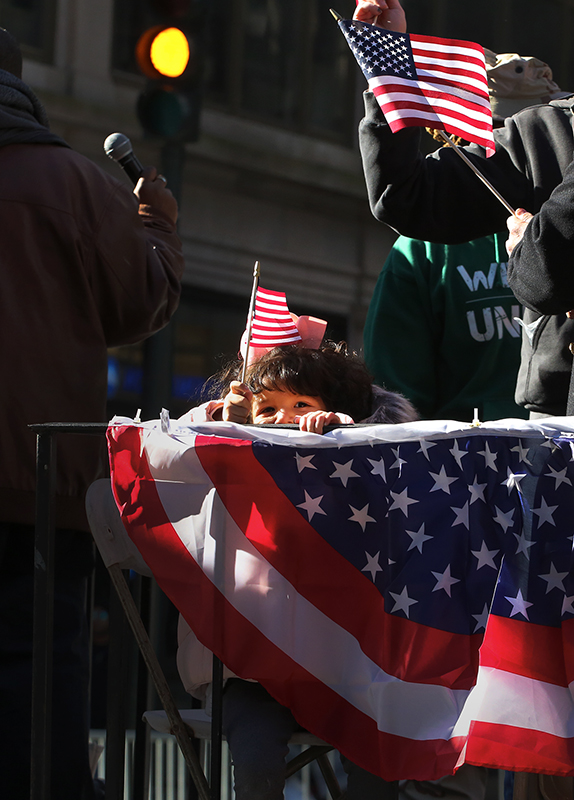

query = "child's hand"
[
  {"left": 295, "top": 411, "right": 354, "bottom": 434},
  {"left": 222, "top": 381, "right": 253, "bottom": 424}
]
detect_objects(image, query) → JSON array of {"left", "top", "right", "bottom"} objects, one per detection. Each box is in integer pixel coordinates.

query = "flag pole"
[
  {"left": 329, "top": 8, "right": 343, "bottom": 21},
  {"left": 241, "top": 260, "right": 261, "bottom": 384},
  {"left": 435, "top": 130, "right": 515, "bottom": 215}
]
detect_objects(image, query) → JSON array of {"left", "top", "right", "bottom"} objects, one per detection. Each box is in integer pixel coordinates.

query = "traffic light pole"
[
  {"left": 141, "top": 139, "right": 186, "bottom": 419},
  {"left": 161, "top": 139, "right": 185, "bottom": 206},
  {"left": 138, "top": 137, "right": 186, "bottom": 799}
]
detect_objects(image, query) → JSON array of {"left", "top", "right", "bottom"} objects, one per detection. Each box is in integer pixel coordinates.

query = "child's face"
[{"left": 251, "top": 388, "right": 327, "bottom": 425}]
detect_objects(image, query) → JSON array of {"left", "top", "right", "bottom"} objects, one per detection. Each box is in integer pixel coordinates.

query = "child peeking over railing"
[{"left": 179, "top": 340, "right": 418, "bottom": 433}]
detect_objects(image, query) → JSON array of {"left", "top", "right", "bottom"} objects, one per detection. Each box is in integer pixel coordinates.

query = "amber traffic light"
[
  {"left": 135, "top": 21, "right": 202, "bottom": 141},
  {"left": 136, "top": 25, "right": 192, "bottom": 80}
]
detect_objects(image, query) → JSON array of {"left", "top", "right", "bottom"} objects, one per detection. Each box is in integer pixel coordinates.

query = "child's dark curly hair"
[{"left": 207, "top": 341, "right": 375, "bottom": 423}]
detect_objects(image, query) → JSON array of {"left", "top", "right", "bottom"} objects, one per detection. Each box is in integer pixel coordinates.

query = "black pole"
[
  {"left": 132, "top": 575, "right": 152, "bottom": 800},
  {"left": 161, "top": 139, "right": 185, "bottom": 207},
  {"left": 104, "top": 573, "right": 130, "bottom": 799},
  {"left": 210, "top": 656, "right": 224, "bottom": 800},
  {"left": 141, "top": 139, "right": 186, "bottom": 420},
  {"left": 29, "top": 423, "right": 108, "bottom": 800},
  {"left": 31, "top": 432, "right": 56, "bottom": 800}
]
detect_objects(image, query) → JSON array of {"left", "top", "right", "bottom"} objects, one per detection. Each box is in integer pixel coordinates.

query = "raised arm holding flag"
[
  {"left": 336, "top": 4, "right": 518, "bottom": 212},
  {"left": 349, "top": 0, "right": 574, "bottom": 418},
  {"left": 350, "top": 0, "right": 574, "bottom": 242}
]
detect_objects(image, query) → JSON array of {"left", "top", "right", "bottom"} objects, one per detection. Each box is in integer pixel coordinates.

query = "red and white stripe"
[
  {"left": 250, "top": 287, "right": 302, "bottom": 348},
  {"left": 369, "top": 33, "right": 495, "bottom": 156}
]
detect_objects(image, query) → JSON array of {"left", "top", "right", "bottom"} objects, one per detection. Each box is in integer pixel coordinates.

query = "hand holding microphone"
[{"left": 103, "top": 132, "right": 178, "bottom": 224}]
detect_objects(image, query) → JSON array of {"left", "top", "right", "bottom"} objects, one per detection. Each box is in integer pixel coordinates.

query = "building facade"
[
  {"left": 11, "top": 0, "right": 394, "bottom": 419},
  {"left": 7, "top": 0, "right": 574, "bottom": 416},
  {"left": 11, "top": 0, "right": 574, "bottom": 416}
]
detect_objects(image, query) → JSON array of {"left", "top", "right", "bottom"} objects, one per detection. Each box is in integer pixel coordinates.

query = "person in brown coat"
[{"left": 0, "top": 27, "right": 184, "bottom": 799}]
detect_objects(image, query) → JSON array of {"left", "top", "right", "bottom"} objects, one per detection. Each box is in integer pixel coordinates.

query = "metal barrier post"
[
  {"left": 30, "top": 423, "right": 107, "bottom": 800},
  {"left": 210, "top": 656, "right": 224, "bottom": 800},
  {"left": 31, "top": 430, "right": 56, "bottom": 800},
  {"left": 29, "top": 422, "right": 223, "bottom": 800}
]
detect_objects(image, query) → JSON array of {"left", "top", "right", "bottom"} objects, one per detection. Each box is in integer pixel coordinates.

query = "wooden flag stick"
[
  {"left": 329, "top": 9, "right": 343, "bottom": 21},
  {"left": 241, "top": 260, "right": 261, "bottom": 384},
  {"left": 436, "top": 130, "right": 515, "bottom": 215}
]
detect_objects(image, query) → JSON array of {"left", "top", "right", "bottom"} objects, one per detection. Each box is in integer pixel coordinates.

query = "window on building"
[
  {"left": 1, "top": 0, "right": 56, "bottom": 62},
  {"left": 204, "top": 0, "right": 358, "bottom": 142},
  {"left": 112, "top": 0, "right": 358, "bottom": 144}
]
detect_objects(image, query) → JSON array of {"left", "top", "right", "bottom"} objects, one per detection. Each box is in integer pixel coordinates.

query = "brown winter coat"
[{"left": 0, "top": 142, "right": 184, "bottom": 530}]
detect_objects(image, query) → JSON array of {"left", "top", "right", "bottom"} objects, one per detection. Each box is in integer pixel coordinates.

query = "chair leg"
[
  {"left": 316, "top": 751, "right": 343, "bottom": 800},
  {"left": 285, "top": 745, "right": 342, "bottom": 800},
  {"left": 285, "top": 745, "right": 334, "bottom": 778},
  {"left": 107, "top": 564, "right": 210, "bottom": 800}
]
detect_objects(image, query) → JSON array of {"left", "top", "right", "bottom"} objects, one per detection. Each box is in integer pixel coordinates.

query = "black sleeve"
[
  {"left": 507, "top": 157, "right": 574, "bottom": 315},
  {"left": 358, "top": 92, "right": 568, "bottom": 244}
]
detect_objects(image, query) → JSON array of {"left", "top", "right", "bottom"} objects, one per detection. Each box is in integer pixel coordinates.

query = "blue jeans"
[
  {"left": 222, "top": 679, "right": 398, "bottom": 800},
  {"left": 223, "top": 680, "right": 298, "bottom": 800}
]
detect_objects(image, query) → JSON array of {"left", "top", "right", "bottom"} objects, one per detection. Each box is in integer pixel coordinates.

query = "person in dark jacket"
[
  {"left": 0, "top": 27, "right": 184, "bottom": 800},
  {"left": 506, "top": 162, "right": 574, "bottom": 416},
  {"left": 353, "top": 0, "right": 574, "bottom": 416}
]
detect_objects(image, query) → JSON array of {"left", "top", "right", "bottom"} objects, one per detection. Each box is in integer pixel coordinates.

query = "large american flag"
[
  {"left": 339, "top": 19, "right": 495, "bottom": 156},
  {"left": 108, "top": 417, "right": 574, "bottom": 780}
]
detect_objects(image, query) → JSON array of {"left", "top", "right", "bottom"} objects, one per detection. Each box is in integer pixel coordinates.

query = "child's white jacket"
[{"left": 176, "top": 401, "right": 244, "bottom": 703}]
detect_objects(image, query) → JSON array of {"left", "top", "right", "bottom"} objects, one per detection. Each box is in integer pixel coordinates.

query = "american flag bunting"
[{"left": 108, "top": 417, "right": 574, "bottom": 779}]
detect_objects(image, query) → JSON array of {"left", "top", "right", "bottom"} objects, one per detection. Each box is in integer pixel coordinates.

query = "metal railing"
[
  {"left": 90, "top": 730, "right": 196, "bottom": 800},
  {"left": 89, "top": 730, "right": 336, "bottom": 800}
]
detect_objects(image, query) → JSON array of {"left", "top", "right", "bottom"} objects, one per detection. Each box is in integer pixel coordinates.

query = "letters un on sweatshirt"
[
  {"left": 108, "top": 417, "right": 574, "bottom": 780},
  {"left": 339, "top": 19, "right": 495, "bottom": 155}
]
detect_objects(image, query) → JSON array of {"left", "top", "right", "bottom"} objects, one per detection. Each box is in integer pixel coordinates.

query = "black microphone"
[{"left": 103, "top": 132, "right": 144, "bottom": 185}]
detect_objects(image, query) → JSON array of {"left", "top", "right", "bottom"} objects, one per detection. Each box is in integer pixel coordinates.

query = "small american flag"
[
  {"left": 250, "top": 287, "right": 302, "bottom": 348},
  {"left": 339, "top": 19, "right": 495, "bottom": 156}
]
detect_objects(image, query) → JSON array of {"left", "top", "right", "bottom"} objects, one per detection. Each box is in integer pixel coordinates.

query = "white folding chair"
[
  {"left": 85, "top": 479, "right": 342, "bottom": 800},
  {"left": 85, "top": 478, "right": 210, "bottom": 800}
]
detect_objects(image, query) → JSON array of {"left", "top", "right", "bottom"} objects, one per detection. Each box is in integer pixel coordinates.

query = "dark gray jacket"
[{"left": 507, "top": 158, "right": 574, "bottom": 414}]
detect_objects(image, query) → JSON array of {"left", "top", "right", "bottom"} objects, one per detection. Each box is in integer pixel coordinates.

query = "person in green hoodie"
[{"left": 364, "top": 232, "right": 528, "bottom": 422}]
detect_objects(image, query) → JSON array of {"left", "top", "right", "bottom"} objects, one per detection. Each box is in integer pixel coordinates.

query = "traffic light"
[
  {"left": 135, "top": 1, "right": 205, "bottom": 141},
  {"left": 136, "top": 26, "right": 191, "bottom": 80}
]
